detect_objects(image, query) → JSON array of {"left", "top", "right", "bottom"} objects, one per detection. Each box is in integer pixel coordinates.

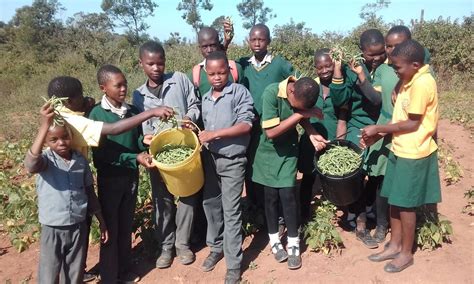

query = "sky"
[{"left": 1, "top": 0, "right": 472, "bottom": 43}]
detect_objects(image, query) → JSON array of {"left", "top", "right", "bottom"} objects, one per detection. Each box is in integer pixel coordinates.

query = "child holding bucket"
[
  {"left": 361, "top": 39, "right": 441, "bottom": 273},
  {"left": 198, "top": 51, "right": 254, "bottom": 284}
]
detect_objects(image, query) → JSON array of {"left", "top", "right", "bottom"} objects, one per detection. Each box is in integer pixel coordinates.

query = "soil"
[{"left": 1, "top": 119, "right": 473, "bottom": 283}]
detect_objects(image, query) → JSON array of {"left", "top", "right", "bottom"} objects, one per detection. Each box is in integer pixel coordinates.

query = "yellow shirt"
[
  {"left": 391, "top": 65, "right": 438, "bottom": 159},
  {"left": 59, "top": 107, "right": 103, "bottom": 158}
]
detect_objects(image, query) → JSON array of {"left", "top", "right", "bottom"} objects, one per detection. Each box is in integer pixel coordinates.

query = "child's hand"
[
  {"left": 137, "top": 152, "right": 155, "bottom": 168},
  {"left": 40, "top": 102, "right": 55, "bottom": 127},
  {"left": 223, "top": 18, "right": 234, "bottom": 47},
  {"left": 349, "top": 59, "right": 363, "bottom": 75},
  {"left": 152, "top": 106, "right": 174, "bottom": 120},
  {"left": 361, "top": 125, "right": 379, "bottom": 140},
  {"left": 199, "top": 130, "right": 217, "bottom": 143},
  {"left": 143, "top": 134, "right": 153, "bottom": 146},
  {"left": 297, "top": 107, "right": 323, "bottom": 120},
  {"left": 181, "top": 116, "right": 197, "bottom": 131},
  {"left": 309, "top": 134, "right": 329, "bottom": 152},
  {"left": 99, "top": 222, "right": 109, "bottom": 244}
]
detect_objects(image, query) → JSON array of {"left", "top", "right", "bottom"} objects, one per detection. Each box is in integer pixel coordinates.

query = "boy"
[
  {"left": 362, "top": 39, "right": 441, "bottom": 273},
  {"left": 89, "top": 65, "right": 147, "bottom": 283},
  {"left": 132, "top": 41, "right": 200, "bottom": 268},
  {"left": 24, "top": 106, "right": 108, "bottom": 284},
  {"left": 198, "top": 51, "right": 254, "bottom": 284},
  {"left": 252, "top": 76, "right": 326, "bottom": 270}
]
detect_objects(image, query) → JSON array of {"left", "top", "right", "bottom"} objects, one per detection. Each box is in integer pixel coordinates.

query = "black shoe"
[
  {"left": 356, "top": 229, "right": 379, "bottom": 249},
  {"left": 224, "top": 269, "right": 241, "bottom": 284},
  {"left": 156, "top": 248, "right": 174, "bottom": 269},
  {"left": 373, "top": 225, "right": 388, "bottom": 243},
  {"left": 201, "top": 251, "right": 224, "bottom": 272},
  {"left": 287, "top": 246, "right": 302, "bottom": 270},
  {"left": 176, "top": 247, "right": 195, "bottom": 265},
  {"left": 83, "top": 272, "right": 96, "bottom": 282},
  {"left": 271, "top": 243, "right": 288, "bottom": 262}
]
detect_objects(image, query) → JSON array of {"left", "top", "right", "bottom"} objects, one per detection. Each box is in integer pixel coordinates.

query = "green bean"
[
  {"left": 317, "top": 145, "right": 361, "bottom": 176},
  {"left": 155, "top": 144, "right": 194, "bottom": 165},
  {"left": 42, "top": 96, "right": 68, "bottom": 127},
  {"left": 328, "top": 44, "right": 365, "bottom": 66}
]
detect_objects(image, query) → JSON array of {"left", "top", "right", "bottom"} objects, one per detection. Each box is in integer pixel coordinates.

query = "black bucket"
[{"left": 314, "top": 139, "right": 364, "bottom": 206}]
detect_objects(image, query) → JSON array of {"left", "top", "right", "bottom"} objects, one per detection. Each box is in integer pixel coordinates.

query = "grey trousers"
[
  {"left": 149, "top": 168, "right": 197, "bottom": 250},
  {"left": 97, "top": 174, "right": 138, "bottom": 283},
  {"left": 38, "top": 221, "right": 87, "bottom": 284},
  {"left": 202, "top": 149, "right": 246, "bottom": 270}
]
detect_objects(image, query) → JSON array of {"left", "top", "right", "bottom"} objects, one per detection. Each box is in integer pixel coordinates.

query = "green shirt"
[{"left": 252, "top": 78, "right": 299, "bottom": 187}]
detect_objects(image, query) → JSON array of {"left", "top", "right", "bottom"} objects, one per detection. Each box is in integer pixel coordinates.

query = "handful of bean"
[
  {"left": 317, "top": 145, "right": 361, "bottom": 176},
  {"left": 155, "top": 144, "right": 194, "bottom": 165}
]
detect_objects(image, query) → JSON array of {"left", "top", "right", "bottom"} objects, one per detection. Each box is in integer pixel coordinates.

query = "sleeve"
[
  {"left": 24, "top": 150, "right": 48, "bottom": 174},
  {"left": 63, "top": 112, "right": 103, "bottom": 147},
  {"left": 234, "top": 86, "right": 255, "bottom": 125},
  {"left": 329, "top": 65, "right": 355, "bottom": 107},
  {"left": 132, "top": 90, "right": 145, "bottom": 113},
  {"left": 260, "top": 86, "right": 281, "bottom": 129},
  {"left": 282, "top": 57, "right": 296, "bottom": 78},
  {"left": 236, "top": 62, "right": 244, "bottom": 84},
  {"left": 406, "top": 80, "right": 433, "bottom": 115},
  {"left": 181, "top": 73, "right": 201, "bottom": 122}
]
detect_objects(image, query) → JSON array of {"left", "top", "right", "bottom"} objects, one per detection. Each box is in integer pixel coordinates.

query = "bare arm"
[
  {"left": 265, "top": 113, "right": 303, "bottom": 139},
  {"left": 24, "top": 104, "right": 53, "bottom": 173},
  {"left": 361, "top": 114, "right": 422, "bottom": 140},
  {"left": 199, "top": 123, "right": 251, "bottom": 143},
  {"left": 101, "top": 107, "right": 174, "bottom": 135}
]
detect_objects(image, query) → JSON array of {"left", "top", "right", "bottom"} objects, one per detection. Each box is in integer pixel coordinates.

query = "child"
[
  {"left": 89, "top": 65, "right": 148, "bottom": 283},
  {"left": 132, "top": 41, "right": 200, "bottom": 268},
  {"left": 330, "top": 29, "right": 386, "bottom": 248},
  {"left": 298, "top": 48, "right": 347, "bottom": 223},
  {"left": 252, "top": 76, "right": 326, "bottom": 270},
  {"left": 238, "top": 23, "right": 296, "bottom": 210},
  {"left": 24, "top": 109, "right": 108, "bottom": 284},
  {"left": 198, "top": 51, "right": 254, "bottom": 284},
  {"left": 361, "top": 39, "right": 441, "bottom": 273}
]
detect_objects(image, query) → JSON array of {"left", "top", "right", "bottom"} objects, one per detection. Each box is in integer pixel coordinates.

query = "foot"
[
  {"left": 176, "top": 247, "right": 195, "bottom": 265},
  {"left": 224, "top": 269, "right": 241, "bottom": 284},
  {"left": 368, "top": 250, "right": 400, "bottom": 262},
  {"left": 287, "top": 246, "right": 302, "bottom": 270},
  {"left": 201, "top": 251, "right": 224, "bottom": 272},
  {"left": 118, "top": 271, "right": 140, "bottom": 283},
  {"left": 355, "top": 229, "right": 379, "bottom": 249},
  {"left": 271, "top": 242, "right": 288, "bottom": 262},
  {"left": 373, "top": 225, "right": 388, "bottom": 243},
  {"left": 341, "top": 215, "right": 356, "bottom": 231},
  {"left": 384, "top": 255, "right": 414, "bottom": 273},
  {"left": 156, "top": 248, "right": 174, "bottom": 269},
  {"left": 83, "top": 272, "right": 96, "bottom": 282}
]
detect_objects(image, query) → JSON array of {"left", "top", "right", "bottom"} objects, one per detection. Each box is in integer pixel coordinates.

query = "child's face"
[
  {"left": 64, "top": 95, "right": 85, "bottom": 112},
  {"left": 46, "top": 126, "right": 72, "bottom": 159},
  {"left": 314, "top": 54, "right": 334, "bottom": 81},
  {"left": 206, "top": 59, "right": 229, "bottom": 91},
  {"left": 391, "top": 55, "right": 420, "bottom": 82},
  {"left": 199, "top": 34, "right": 220, "bottom": 58},
  {"left": 362, "top": 43, "right": 386, "bottom": 70},
  {"left": 385, "top": 33, "right": 409, "bottom": 62},
  {"left": 139, "top": 51, "right": 165, "bottom": 83},
  {"left": 100, "top": 73, "right": 128, "bottom": 107},
  {"left": 248, "top": 28, "right": 270, "bottom": 57}
]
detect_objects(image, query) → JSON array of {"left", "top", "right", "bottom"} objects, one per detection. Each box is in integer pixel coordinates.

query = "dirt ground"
[{"left": 1, "top": 119, "right": 473, "bottom": 283}]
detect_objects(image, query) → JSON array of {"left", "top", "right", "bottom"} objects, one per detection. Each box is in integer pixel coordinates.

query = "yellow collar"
[
  {"left": 58, "top": 106, "right": 84, "bottom": 116},
  {"left": 404, "top": 64, "right": 430, "bottom": 88},
  {"left": 277, "top": 76, "right": 296, "bottom": 98}
]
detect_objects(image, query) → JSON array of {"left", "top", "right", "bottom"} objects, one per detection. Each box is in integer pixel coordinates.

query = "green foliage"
[
  {"left": 438, "top": 139, "right": 464, "bottom": 185},
  {"left": 236, "top": 0, "right": 276, "bottom": 30},
  {"left": 304, "top": 200, "right": 343, "bottom": 255},
  {"left": 462, "top": 187, "right": 474, "bottom": 215},
  {"left": 177, "top": 0, "right": 214, "bottom": 35},
  {"left": 359, "top": 0, "right": 390, "bottom": 25},
  {"left": 416, "top": 205, "right": 453, "bottom": 251},
  {"left": 241, "top": 198, "right": 265, "bottom": 236}
]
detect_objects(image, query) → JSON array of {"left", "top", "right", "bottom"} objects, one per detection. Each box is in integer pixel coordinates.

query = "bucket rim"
[{"left": 314, "top": 139, "right": 363, "bottom": 179}]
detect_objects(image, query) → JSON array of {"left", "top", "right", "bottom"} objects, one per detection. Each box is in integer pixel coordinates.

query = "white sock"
[
  {"left": 269, "top": 233, "right": 282, "bottom": 253},
  {"left": 287, "top": 237, "right": 300, "bottom": 256}
]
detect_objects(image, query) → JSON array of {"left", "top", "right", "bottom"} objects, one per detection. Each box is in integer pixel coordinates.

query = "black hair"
[
  {"left": 391, "top": 39, "right": 425, "bottom": 64},
  {"left": 139, "top": 40, "right": 165, "bottom": 58},
  {"left": 360, "top": 29, "right": 385, "bottom": 49},
  {"left": 205, "top": 50, "right": 229, "bottom": 68},
  {"left": 294, "top": 77, "right": 319, "bottom": 109},
  {"left": 249, "top": 24, "right": 271, "bottom": 41},
  {"left": 387, "top": 25, "right": 412, "bottom": 39},
  {"left": 314, "top": 48, "right": 331, "bottom": 61},
  {"left": 198, "top": 26, "right": 220, "bottom": 43},
  {"left": 47, "top": 76, "right": 83, "bottom": 99},
  {"left": 97, "top": 64, "right": 123, "bottom": 85}
]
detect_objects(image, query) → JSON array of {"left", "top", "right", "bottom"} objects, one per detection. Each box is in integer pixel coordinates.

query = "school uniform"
[
  {"left": 381, "top": 65, "right": 441, "bottom": 208},
  {"left": 89, "top": 99, "right": 146, "bottom": 283},
  {"left": 132, "top": 72, "right": 200, "bottom": 253},
  {"left": 201, "top": 82, "right": 254, "bottom": 270},
  {"left": 24, "top": 148, "right": 99, "bottom": 284}
]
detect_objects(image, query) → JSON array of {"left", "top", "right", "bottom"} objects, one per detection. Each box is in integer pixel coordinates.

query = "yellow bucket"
[{"left": 149, "top": 128, "right": 204, "bottom": 197}]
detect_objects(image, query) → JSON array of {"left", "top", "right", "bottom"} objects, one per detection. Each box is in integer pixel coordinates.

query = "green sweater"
[{"left": 89, "top": 104, "right": 146, "bottom": 177}]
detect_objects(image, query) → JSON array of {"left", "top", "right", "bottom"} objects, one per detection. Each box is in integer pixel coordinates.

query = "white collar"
[
  {"left": 248, "top": 53, "right": 273, "bottom": 68},
  {"left": 100, "top": 95, "right": 130, "bottom": 118}
]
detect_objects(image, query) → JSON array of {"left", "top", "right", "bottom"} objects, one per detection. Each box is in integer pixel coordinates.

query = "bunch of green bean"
[
  {"left": 155, "top": 144, "right": 194, "bottom": 164},
  {"left": 42, "top": 96, "right": 68, "bottom": 127},
  {"left": 317, "top": 145, "right": 361, "bottom": 176},
  {"left": 328, "top": 44, "right": 365, "bottom": 66},
  {"left": 153, "top": 107, "right": 179, "bottom": 131}
]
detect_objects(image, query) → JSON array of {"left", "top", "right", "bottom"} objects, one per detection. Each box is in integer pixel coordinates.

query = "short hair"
[
  {"left": 249, "top": 24, "right": 271, "bottom": 41},
  {"left": 205, "top": 50, "right": 229, "bottom": 68},
  {"left": 198, "top": 26, "right": 220, "bottom": 43},
  {"left": 314, "top": 48, "right": 331, "bottom": 61},
  {"left": 360, "top": 29, "right": 385, "bottom": 49},
  {"left": 47, "top": 76, "right": 83, "bottom": 99},
  {"left": 139, "top": 40, "right": 165, "bottom": 58},
  {"left": 97, "top": 64, "right": 123, "bottom": 85},
  {"left": 387, "top": 25, "right": 412, "bottom": 39},
  {"left": 391, "top": 39, "right": 425, "bottom": 64},
  {"left": 294, "top": 77, "right": 319, "bottom": 109}
]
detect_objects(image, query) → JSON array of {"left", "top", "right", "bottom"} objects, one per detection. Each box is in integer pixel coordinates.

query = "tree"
[
  {"left": 210, "top": 15, "right": 226, "bottom": 40},
  {"left": 236, "top": 0, "right": 275, "bottom": 30},
  {"left": 101, "top": 0, "right": 158, "bottom": 46},
  {"left": 359, "top": 0, "right": 390, "bottom": 25},
  {"left": 177, "top": 0, "right": 213, "bottom": 35}
]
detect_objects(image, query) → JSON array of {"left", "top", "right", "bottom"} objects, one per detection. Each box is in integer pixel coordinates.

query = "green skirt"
[
  {"left": 381, "top": 151, "right": 441, "bottom": 208},
  {"left": 363, "top": 134, "right": 392, "bottom": 177}
]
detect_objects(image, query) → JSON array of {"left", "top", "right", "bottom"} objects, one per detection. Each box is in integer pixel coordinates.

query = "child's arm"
[
  {"left": 181, "top": 74, "right": 200, "bottom": 123},
  {"left": 349, "top": 60, "right": 381, "bottom": 105},
  {"left": 329, "top": 60, "right": 353, "bottom": 107},
  {"left": 85, "top": 184, "right": 109, "bottom": 244},
  {"left": 362, "top": 113, "right": 422, "bottom": 140},
  {"left": 299, "top": 119, "right": 329, "bottom": 151},
  {"left": 24, "top": 104, "right": 53, "bottom": 173}
]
